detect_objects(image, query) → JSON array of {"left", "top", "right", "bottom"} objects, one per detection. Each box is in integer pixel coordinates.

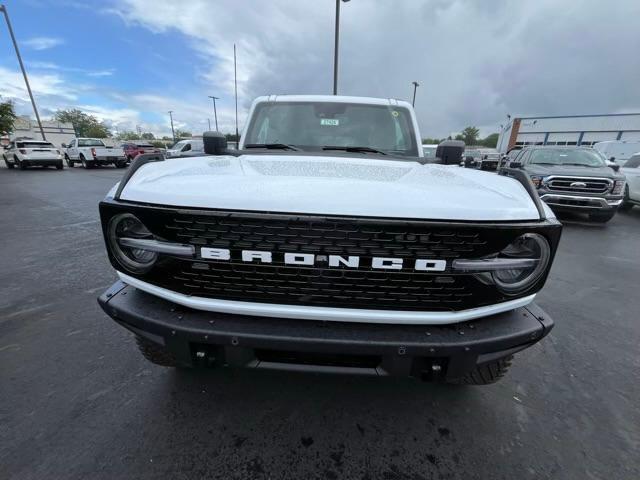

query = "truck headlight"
[
  {"left": 612, "top": 180, "right": 625, "bottom": 196},
  {"left": 107, "top": 213, "right": 158, "bottom": 273},
  {"left": 491, "top": 233, "right": 550, "bottom": 294},
  {"left": 530, "top": 176, "right": 543, "bottom": 188},
  {"left": 452, "top": 233, "right": 552, "bottom": 294}
]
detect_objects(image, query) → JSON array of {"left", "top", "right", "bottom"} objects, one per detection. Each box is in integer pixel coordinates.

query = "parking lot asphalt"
[{"left": 0, "top": 163, "right": 639, "bottom": 480}]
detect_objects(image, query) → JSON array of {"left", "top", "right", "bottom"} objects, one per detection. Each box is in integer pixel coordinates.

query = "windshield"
[
  {"left": 528, "top": 148, "right": 606, "bottom": 167},
  {"left": 244, "top": 101, "right": 419, "bottom": 156},
  {"left": 17, "top": 142, "right": 55, "bottom": 148},
  {"left": 78, "top": 139, "right": 105, "bottom": 147}
]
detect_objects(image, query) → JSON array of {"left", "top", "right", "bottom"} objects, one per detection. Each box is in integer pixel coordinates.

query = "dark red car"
[{"left": 121, "top": 142, "right": 160, "bottom": 162}]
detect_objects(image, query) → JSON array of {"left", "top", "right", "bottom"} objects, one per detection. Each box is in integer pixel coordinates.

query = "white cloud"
[
  {"left": 0, "top": 66, "right": 77, "bottom": 102},
  {"left": 23, "top": 36, "right": 65, "bottom": 51},
  {"left": 27, "top": 61, "right": 116, "bottom": 78},
  {"left": 110, "top": 0, "right": 640, "bottom": 137},
  {"left": 86, "top": 69, "right": 115, "bottom": 77}
]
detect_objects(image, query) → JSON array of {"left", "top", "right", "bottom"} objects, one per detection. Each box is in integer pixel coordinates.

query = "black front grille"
[
  {"left": 547, "top": 176, "right": 611, "bottom": 193},
  {"left": 162, "top": 261, "right": 488, "bottom": 311},
  {"left": 164, "top": 215, "right": 490, "bottom": 260},
  {"left": 101, "top": 203, "right": 561, "bottom": 312}
]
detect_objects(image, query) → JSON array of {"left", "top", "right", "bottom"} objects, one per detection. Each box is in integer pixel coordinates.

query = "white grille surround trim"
[{"left": 117, "top": 271, "right": 536, "bottom": 326}]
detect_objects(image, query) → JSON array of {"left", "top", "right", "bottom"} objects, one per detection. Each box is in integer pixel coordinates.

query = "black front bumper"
[{"left": 98, "top": 282, "right": 554, "bottom": 380}]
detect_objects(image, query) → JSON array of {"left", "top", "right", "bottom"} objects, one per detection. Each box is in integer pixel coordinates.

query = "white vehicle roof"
[{"left": 255, "top": 94, "right": 411, "bottom": 106}]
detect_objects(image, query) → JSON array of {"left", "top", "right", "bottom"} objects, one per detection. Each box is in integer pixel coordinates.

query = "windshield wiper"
[
  {"left": 322, "top": 146, "right": 387, "bottom": 155},
  {"left": 244, "top": 143, "right": 299, "bottom": 151},
  {"left": 562, "top": 163, "right": 593, "bottom": 167}
]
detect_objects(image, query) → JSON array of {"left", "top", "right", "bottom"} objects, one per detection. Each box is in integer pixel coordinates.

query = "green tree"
[
  {"left": 141, "top": 132, "right": 155, "bottom": 140},
  {"left": 174, "top": 130, "right": 192, "bottom": 138},
  {"left": 225, "top": 133, "right": 240, "bottom": 142},
  {"left": 161, "top": 136, "right": 172, "bottom": 141},
  {"left": 421, "top": 137, "right": 444, "bottom": 144},
  {"left": 0, "top": 100, "right": 17, "bottom": 135},
  {"left": 54, "top": 109, "right": 111, "bottom": 138},
  {"left": 454, "top": 134, "right": 465, "bottom": 142},
  {"left": 118, "top": 130, "right": 141, "bottom": 141},
  {"left": 461, "top": 126, "right": 480, "bottom": 146},
  {"left": 479, "top": 133, "right": 499, "bottom": 148}
]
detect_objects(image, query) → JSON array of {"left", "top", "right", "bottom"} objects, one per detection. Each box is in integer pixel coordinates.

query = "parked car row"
[{"left": 3, "top": 137, "right": 183, "bottom": 170}]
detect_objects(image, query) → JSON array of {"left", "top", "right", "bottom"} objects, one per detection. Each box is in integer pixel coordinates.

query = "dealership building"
[{"left": 496, "top": 113, "right": 640, "bottom": 153}]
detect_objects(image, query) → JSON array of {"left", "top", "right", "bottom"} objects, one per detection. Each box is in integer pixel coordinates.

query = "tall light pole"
[
  {"left": 208, "top": 95, "right": 219, "bottom": 131},
  {"left": 1, "top": 4, "right": 46, "bottom": 140},
  {"left": 411, "top": 81, "right": 420, "bottom": 107},
  {"left": 207, "top": 118, "right": 211, "bottom": 130},
  {"left": 234, "top": 44, "right": 239, "bottom": 138},
  {"left": 168, "top": 110, "right": 175, "bottom": 142},
  {"left": 333, "top": 0, "right": 350, "bottom": 95}
]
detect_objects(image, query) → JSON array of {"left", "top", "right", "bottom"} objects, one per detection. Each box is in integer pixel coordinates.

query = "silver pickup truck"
[{"left": 63, "top": 138, "right": 127, "bottom": 169}]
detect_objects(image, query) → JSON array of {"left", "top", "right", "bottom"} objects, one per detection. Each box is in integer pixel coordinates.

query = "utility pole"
[
  {"left": 411, "top": 81, "right": 420, "bottom": 107},
  {"left": 207, "top": 118, "right": 211, "bottom": 130},
  {"left": 1, "top": 4, "right": 46, "bottom": 140},
  {"left": 333, "top": 0, "right": 350, "bottom": 95},
  {"left": 168, "top": 111, "right": 175, "bottom": 142},
  {"left": 208, "top": 95, "right": 219, "bottom": 131},
  {"left": 234, "top": 44, "right": 239, "bottom": 138}
]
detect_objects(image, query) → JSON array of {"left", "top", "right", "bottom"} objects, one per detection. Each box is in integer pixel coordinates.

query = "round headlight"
[
  {"left": 492, "top": 233, "right": 550, "bottom": 294},
  {"left": 107, "top": 213, "right": 157, "bottom": 273}
]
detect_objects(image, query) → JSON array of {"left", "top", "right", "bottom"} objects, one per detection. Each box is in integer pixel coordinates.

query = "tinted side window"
[{"left": 182, "top": 143, "right": 191, "bottom": 152}]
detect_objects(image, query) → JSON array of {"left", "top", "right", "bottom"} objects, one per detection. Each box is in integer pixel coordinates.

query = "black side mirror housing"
[
  {"left": 609, "top": 163, "right": 620, "bottom": 172},
  {"left": 61, "top": 143, "right": 67, "bottom": 148},
  {"left": 203, "top": 131, "right": 228, "bottom": 155},
  {"left": 609, "top": 156, "right": 615, "bottom": 162},
  {"left": 436, "top": 140, "right": 465, "bottom": 165}
]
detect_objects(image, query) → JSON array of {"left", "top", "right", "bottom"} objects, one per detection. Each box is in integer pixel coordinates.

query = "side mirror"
[
  {"left": 609, "top": 163, "right": 620, "bottom": 172},
  {"left": 61, "top": 143, "right": 67, "bottom": 148},
  {"left": 609, "top": 156, "right": 615, "bottom": 162},
  {"left": 203, "top": 131, "right": 228, "bottom": 155}
]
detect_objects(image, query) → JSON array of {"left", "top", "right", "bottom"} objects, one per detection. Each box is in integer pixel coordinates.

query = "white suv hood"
[{"left": 118, "top": 154, "right": 540, "bottom": 221}]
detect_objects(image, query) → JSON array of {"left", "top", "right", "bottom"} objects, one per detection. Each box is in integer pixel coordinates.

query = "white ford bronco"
[{"left": 98, "top": 95, "right": 562, "bottom": 384}]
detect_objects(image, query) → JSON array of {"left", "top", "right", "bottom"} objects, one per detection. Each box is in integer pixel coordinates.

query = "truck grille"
[
  {"left": 102, "top": 206, "right": 559, "bottom": 312},
  {"left": 546, "top": 176, "right": 612, "bottom": 194}
]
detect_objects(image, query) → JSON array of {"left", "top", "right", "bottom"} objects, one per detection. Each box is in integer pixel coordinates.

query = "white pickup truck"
[
  {"left": 98, "top": 95, "right": 562, "bottom": 384},
  {"left": 63, "top": 138, "right": 127, "bottom": 169}
]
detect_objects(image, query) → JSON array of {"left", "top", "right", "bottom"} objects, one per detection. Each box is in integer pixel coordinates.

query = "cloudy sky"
[{"left": 1, "top": 0, "right": 639, "bottom": 139}]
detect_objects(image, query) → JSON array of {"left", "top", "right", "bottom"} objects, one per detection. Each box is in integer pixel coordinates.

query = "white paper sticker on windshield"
[{"left": 320, "top": 119, "right": 339, "bottom": 126}]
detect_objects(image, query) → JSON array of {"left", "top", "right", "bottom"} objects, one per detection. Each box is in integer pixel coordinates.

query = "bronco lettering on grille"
[{"left": 200, "top": 247, "right": 447, "bottom": 272}]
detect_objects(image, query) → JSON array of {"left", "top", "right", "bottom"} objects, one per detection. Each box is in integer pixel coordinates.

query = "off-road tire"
[
  {"left": 447, "top": 356, "right": 513, "bottom": 385},
  {"left": 589, "top": 211, "right": 616, "bottom": 223},
  {"left": 4, "top": 156, "right": 14, "bottom": 169},
  {"left": 135, "top": 336, "right": 179, "bottom": 367},
  {"left": 115, "top": 159, "right": 127, "bottom": 168},
  {"left": 17, "top": 156, "right": 26, "bottom": 170},
  {"left": 56, "top": 162, "right": 63, "bottom": 170}
]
